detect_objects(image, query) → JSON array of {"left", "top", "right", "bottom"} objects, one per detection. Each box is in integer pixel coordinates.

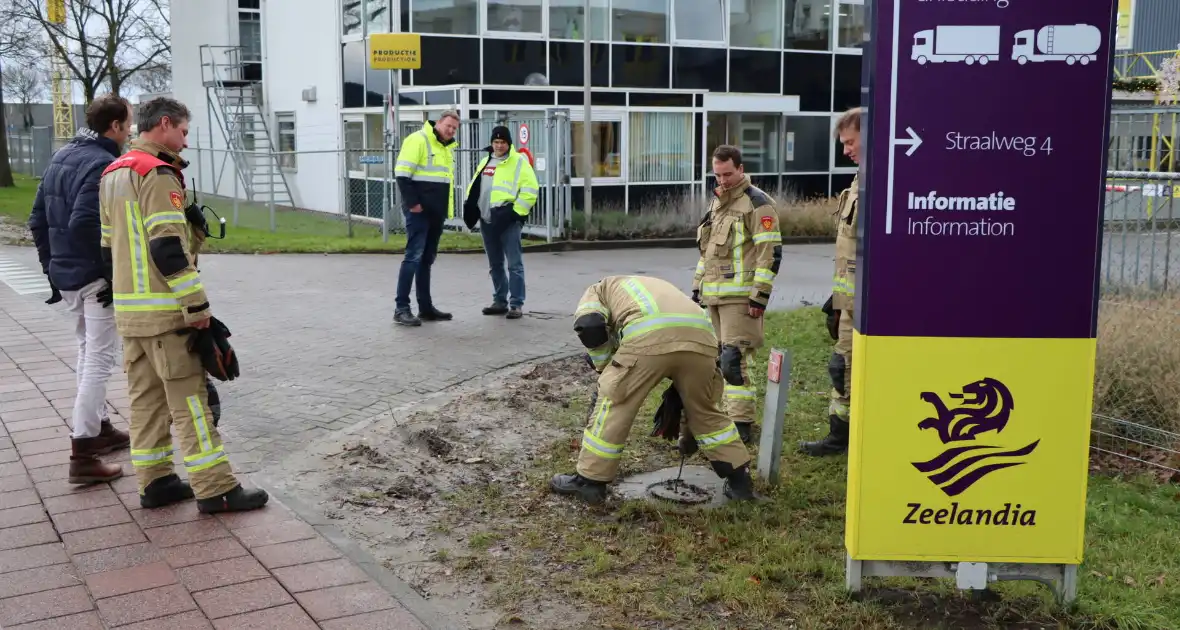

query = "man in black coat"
[{"left": 28, "top": 94, "right": 134, "bottom": 485}]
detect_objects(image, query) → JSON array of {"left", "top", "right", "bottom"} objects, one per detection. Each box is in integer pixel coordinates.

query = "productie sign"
[
  {"left": 369, "top": 33, "right": 422, "bottom": 70},
  {"left": 846, "top": 0, "right": 1117, "bottom": 565}
]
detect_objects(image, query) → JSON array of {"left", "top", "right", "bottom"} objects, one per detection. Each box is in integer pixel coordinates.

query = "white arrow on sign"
[{"left": 894, "top": 127, "right": 922, "bottom": 156}]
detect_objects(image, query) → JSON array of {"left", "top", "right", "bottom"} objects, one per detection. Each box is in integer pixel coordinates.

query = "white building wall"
[
  {"left": 262, "top": 0, "right": 343, "bottom": 214},
  {"left": 170, "top": 0, "right": 233, "bottom": 198}
]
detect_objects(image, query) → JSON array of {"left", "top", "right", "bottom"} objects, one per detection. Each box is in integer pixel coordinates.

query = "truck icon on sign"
[
  {"left": 912, "top": 25, "right": 1001, "bottom": 65},
  {"left": 1013, "top": 24, "right": 1101, "bottom": 65}
]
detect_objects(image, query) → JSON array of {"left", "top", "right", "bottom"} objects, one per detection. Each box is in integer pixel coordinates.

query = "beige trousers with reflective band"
[
  {"left": 123, "top": 332, "right": 239, "bottom": 499},
  {"left": 577, "top": 351, "right": 751, "bottom": 482},
  {"left": 707, "top": 303, "right": 763, "bottom": 425},
  {"left": 830, "top": 309, "right": 854, "bottom": 422}
]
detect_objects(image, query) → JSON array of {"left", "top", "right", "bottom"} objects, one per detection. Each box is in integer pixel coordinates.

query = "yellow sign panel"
[
  {"left": 845, "top": 334, "right": 1095, "bottom": 564},
  {"left": 1116, "top": 0, "right": 1135, "bottom": 50},
  {"left": 369, "top": 34, "right": 422, "bottom": 70},
  {"left": 47, "top": 0, "right": 66, "bottom": 24}
]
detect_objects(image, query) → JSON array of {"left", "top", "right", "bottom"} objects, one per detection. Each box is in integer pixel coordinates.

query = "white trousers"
[{"left": 59, "top": 278, "right": 116, "bottom": 439}]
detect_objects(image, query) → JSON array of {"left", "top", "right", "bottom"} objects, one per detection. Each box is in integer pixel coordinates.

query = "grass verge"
[{"left": 436, "top": 308, "right": 1180, "bottom": 629}]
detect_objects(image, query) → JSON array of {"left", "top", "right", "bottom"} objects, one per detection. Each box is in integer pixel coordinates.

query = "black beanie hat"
[{"left": 490, "top": 125, "right": 512, "bottom": 144}]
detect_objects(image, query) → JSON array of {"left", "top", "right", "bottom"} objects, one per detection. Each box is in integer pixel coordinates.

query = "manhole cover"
[{"left": 647, "top": 479, "right": 712, "bottom": 504}]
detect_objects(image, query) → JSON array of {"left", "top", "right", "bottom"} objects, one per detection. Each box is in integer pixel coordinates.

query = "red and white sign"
[
  {"left": 518, "top": 124, "right": 529, "bottom": 146},
  {"left": 518, "top": 147, "right": 534, "bottom": 167},
  {"left": 767, "top": 349, "right": 784, "bottom": 384}
]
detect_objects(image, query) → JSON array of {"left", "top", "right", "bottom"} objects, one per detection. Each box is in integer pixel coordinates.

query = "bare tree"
[
  {"left": 4, "top": 61, "right": 44, "bottom": 129},
  {"left": 129, "top": 61, "right": 170, "bottom": 94},
  {"left": 0, "top": 0, "right": 39, "bottom": 187},
  {"left": 12, "top": 0, "right": 170, "bottom": 103}
]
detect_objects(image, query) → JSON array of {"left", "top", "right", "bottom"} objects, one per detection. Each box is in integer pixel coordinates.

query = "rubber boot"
[
  {"left": 68, "top": 438, "right": 124, "bottom": 484},
  {"left": 799, "top": 415, "right": 850, "bottom": 457},
  {"left": 140, "top": 473, "right": 196, "bottom": 509},
  {"left": 721, "top": 464, "right": 763, "bottom": 502},
  {"left": 197, "top": 484, "right": 270, "bottom": 514},
  {"left": 91, "top": 419, "right": 130, "bottom": 455},
  {"left": 549, "top": 472, "right": 608, "bottom": 505}
]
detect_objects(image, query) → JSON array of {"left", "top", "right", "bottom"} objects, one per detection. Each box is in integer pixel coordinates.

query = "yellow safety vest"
[
  {"left": 465, "top": 148, "right": 541, "bottom": 217},
  {"left": 394, "top": 122, "right": 458, "bottom": 219}
]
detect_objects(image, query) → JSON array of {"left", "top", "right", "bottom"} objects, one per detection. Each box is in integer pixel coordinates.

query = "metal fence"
[
  {"left": 6, "top": 127, "right": 55, "bottom": 177},
  {"left": 1093, "top": 170, "right": 1180, "bottom": 478}
]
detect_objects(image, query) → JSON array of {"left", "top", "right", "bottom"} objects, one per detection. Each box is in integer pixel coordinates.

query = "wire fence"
[
  {"left": 1094, "top": 170, "right": 1180, "bottom": 479},
  {"left": 6, "top": 127, "right": 56, "bottom": 178}
]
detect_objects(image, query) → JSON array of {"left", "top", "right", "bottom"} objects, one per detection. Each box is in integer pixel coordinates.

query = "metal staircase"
[{"left": 198, "top": 45, "right": 293, "bottom": 207}]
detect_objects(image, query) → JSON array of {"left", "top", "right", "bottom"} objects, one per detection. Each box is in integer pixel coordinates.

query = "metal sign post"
[
  {"left": 845, "top": 0, "right": 1117, "bottom": 606},
  {"left": 369, "top": 33, "right": 422, "bottom": 243},
  {"left": 757, "top": 349, "right": 791, "bottom": 486}
]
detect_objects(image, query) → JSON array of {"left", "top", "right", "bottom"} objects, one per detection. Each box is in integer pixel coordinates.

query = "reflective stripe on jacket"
[
  {"left": 692, "top": 175, "right": 782, "bottom": 308},
  {"left": 394, "top": 121, "right": 457, "bottom": 219},
  {"left": 99, "top": 139, "right": 210, "bottom": 338},
  {"left": 832, "top": 174, "right": 859, "bottom": 310},
  {"left": 464, "top": 147, "right": 540, "bottom": 217},
  {"left": 575, "top": 275, "right": 718, "bottom": 373}
]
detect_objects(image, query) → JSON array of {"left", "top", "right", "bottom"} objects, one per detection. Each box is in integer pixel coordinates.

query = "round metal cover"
[{"left": 646, "top": 479, "right": 712, "bottom": 504}]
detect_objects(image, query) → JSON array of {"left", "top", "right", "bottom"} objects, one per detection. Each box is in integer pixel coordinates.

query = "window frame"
[
  {"left": 834, "top": 0, "right": 865, "bottom": 55},
  {"left": 627, "top": 108, "right": 696, "bottom": 184},
  {"left": 670, "top": 0, "right": 728, "bottom": 48},
  {"left": 482, "top": 0, "right": 547, "bottom": 39},
  {"left": 275, "top": 111, "right": 298, "bottom": 173}
]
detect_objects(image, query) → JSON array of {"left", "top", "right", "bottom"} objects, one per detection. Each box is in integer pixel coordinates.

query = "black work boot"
[
  {"left": 197, "top": 484, "right": 270, "bottom": 514},
  {"left": 736, "top": 422, "right": 754, "bottom": 445},
  {"left": 549, "top": 473, "right": 608, "bottom": 505},
  {"left": 140, "top": 473, "right": 196, "bottom": 509},
  {"left": 722, "top": 465, "right": 764, "bottom": 502},
  {"left": 506, "top": 307, "right": 523, "bottom": 320},
  {"left": 418, "top": 306, "right": 453, "bottom": 321},
  {"left": 482, "top": 303, "right": 509, "bottom": 316},
  {"left": 799, "top": 415, "right": 850, "bottom": 457},
  {"left": 393, "top": 309, "right": 421, "bottom": 327}
]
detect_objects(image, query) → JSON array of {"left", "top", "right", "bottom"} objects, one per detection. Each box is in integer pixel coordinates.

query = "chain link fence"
[
  {"left": 6, "top": 127, "right": 56, "bottom": 178},
  {"left": 1094, "top": 170, "right": 1180, "bottom": 478}
]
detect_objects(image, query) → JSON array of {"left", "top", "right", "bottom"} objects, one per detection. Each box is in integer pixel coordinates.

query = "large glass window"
[
  {"left": 783, "top": 51, "right": 833, "bottom": 111},
  {"left": 706, "top": 113, "right": 781, "bottom": 174},
  {"left": 673, "top": 0, "right": 725, "bottom": 44},
  {"left": 486, "top": 0, "right": 543, "bottom": 34},
  {"left": 836, "top": 0, "right": 866, "bottom": 49},
  {"left": 238, "top": 7, "right": 262, "bottom": 81},
  {"left": 612, "top": 44, "right": 670, "bottom": 89},
  {"left": 483, "top": 39, "right": 547, "bottom": 86},
  {"left": 364, "top": 0, "right": 392, "bottom": 34},
  {"left": 672, "top": 47, "right": 726, "bottom": 91},
  {"left": 730, "top": 0, "right": 783, "bottom": 49},
  {"left": 612, "top": 0, "right": 668, "bottom": 43},
  {"left": 784, "top": 0, "right": 830, "bottom": 50},
  {"left": 344, "top": 120, "right": 364, "bottom": 171},
  {"left": 412, "top": 0, "right": 479, "bottom": 35},
  {"left": 729, "top": 50, "right": 781, "bottom": 93},
  {"left": 833, "top": 53, "right": 861, "bottom": 112},
  {"left": 342, "top": 41, "right": 366, "bottom": 108},
  {"left": 343, "top": 1, "right": 363, "bottom": 36},
  {"left": 276, "top": 112, "right": 296, "bottom": 171},
  {"left": 415, "top": 36, "right": 481, "bottom": 85},
  {"left": 629, "top": 112, "right": 693, "bottom": 182},
  {"left": 784, "top": 115, "right": 831, "bottom": 172},
  {"left": 550, "top": 0, "right": 609, "bottom": 40},
  {"left": 571, "top": 121, "right": 622, "bottom": 178}
]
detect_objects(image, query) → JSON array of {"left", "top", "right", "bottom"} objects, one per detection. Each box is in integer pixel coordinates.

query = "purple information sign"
[{"left": 858, "top": 0, "right": 1118, "bottom": 339}]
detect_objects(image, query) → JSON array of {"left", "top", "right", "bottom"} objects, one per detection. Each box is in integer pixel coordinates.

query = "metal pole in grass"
[
  {"left": 382, "top": 91, "right": 391, "bottom": 244},
  {"left": 757, "top": 348, "right": 792, "bottom": 486},
  {"left": 582, "top": 0, "right": 592, "bottom": 239}
]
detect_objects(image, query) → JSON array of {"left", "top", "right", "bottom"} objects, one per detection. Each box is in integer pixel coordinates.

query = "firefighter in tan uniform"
[
  {"left": 99, "top": 97, "right": 267, "bottom": 513},
  {"left": 549, "top": 274, "right": 758, "bottom": 505},
  {"left": 802, "top": 107, "right": 863, "bottom": 457},
  {"left": 692, "top": 145, "right": 782, "bottom": 444}
]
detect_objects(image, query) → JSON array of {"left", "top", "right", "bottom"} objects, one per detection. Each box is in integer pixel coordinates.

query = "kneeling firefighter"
[
  {"left": 98, "top": 102, "right": 265, "bottom": 514},
  {"left": 550, "top": 274, "right": 757, "bottom": 505}
]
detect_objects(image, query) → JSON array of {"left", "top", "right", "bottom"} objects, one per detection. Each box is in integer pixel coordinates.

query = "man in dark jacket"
[{"left": 28, "top": 94, "right": 134, "bottom": 485}]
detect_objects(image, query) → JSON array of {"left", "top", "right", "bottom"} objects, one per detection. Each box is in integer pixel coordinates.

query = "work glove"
[
  {"left": 649, "top": 384, "right": 684, "bottom": 441},
  {"left": 44, "top": 281, "right": 62, "bottom": 305},
  {"left": 182, "top": 316, "right": 240, "bottom": 382},
  {"left": 821, "top": 295, "right": 839, "bottom": 340},
  {"left": 96, "top": 279, "right": 113, "bottom": 308},
  {"left": 691, "top": 289, "right": 700, "bottom": 305}
]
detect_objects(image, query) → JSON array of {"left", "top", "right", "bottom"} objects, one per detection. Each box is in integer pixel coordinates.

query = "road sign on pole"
[{"left": 845, "top": 0, "right": 1117, "bottom": 604}]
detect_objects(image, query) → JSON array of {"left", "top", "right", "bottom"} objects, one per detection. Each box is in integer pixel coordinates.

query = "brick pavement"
[{"left": 0, "top": 296, "right": 427, "bottom": 628}]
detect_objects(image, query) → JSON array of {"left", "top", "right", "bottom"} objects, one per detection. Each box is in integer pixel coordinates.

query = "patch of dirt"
[
  {"left": 0, "top": 216, "right": 33, "bottom": 246},
  {"left": 276, "top": 355, "right": 598, "bottom": 630}
]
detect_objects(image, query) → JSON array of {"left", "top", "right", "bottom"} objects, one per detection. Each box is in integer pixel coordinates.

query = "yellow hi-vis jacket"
[
  {"left": 575, "top": 275, "right": 718, "bottom": 373},
  {"left": 394, "top": 121, "right": 458, "bottom": 219},
  {"left": 99, "top": 139, "right": 211, "bottom": 338},
  {"left": 465, "top": 147, "right": 540, "bottom": 217}
]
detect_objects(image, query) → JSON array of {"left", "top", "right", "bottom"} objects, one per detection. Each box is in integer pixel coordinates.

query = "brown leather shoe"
[
  {"left": 69, "top": 437, "right": 124, "bottom": 484},
  {"left": 92, "top": 419, "right": 130, "bottom": 455}
]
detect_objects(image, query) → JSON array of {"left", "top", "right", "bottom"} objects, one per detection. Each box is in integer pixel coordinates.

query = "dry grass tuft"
[{"left": 1095, "top": 292, "right": 1180, "bottom": 435}]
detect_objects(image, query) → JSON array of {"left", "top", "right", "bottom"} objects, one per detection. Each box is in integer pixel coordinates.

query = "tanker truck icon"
[{"left": 1013, "top": 24, "right": 1101, "bottom": 65}]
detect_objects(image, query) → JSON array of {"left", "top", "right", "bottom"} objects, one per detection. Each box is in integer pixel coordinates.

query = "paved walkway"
[{"left": 0, "top": 297, "right": 426, "bottom": 628}]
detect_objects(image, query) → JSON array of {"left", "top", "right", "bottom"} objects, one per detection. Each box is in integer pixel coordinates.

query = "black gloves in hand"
[
  {"left": 821, "top": 295, "right": 839, "bottom": 340},
  {"left": 96, "top": 280, "right": 113, "bottom": 308},
  {"left": 44, "top": 282, "right": 62, "bottom": 305},
  {"left": 691, "top": 289, "right": 706, "bottom": 308}
]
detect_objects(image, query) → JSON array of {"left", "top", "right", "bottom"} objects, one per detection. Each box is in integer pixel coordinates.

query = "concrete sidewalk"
[{"left": 0, "top": 295, "right": 426, "bottom": 628}]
